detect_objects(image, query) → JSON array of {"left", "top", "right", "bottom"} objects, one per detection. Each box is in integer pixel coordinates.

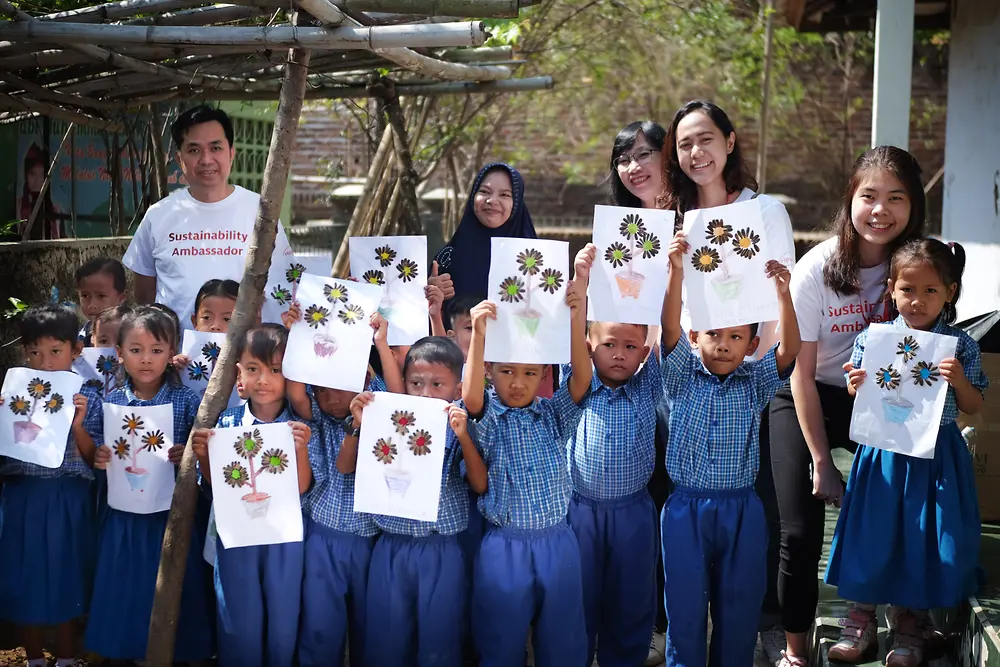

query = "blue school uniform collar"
[
  {"left": 240, "top": 399, "right": 293, "bottom": 426},
  {"left": 122, "top": 378, "right": 171, "bottom": 405},
  {"left": 589, "top": 365, "right": 645, "bottom": 401},
  {"left": 693, "top": 354, "right": 755, "bottom": 382},
  {"left": 488, "top": 391, "right": 546, "bottom": 416},
  {"left": 890, "top": 313, "right": 950, "bottom": 335}
]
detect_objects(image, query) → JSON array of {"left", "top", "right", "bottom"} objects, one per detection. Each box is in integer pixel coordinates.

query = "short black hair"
[
  {"left": 194, "top": 278, "right": 240, "bottom": 314},
  {"left": 236, "top": 323, "right": 288, "bottom": 366},
  {"left": 148, "top": 303, "right": 182, "bottom": 345},
  {"left": 403, "top": 336, "right": 464, "bottom": 381},
  {"left": 97, "top": 304, "right": 133, "bottom": 327},
  {"left": 586, "top": 321, "right": 649, "bottom": 337},
  {"left": 75, "top": 257, "right": 127, "bottom": 294},
  {"left": 171, "top": 104, "right": 234, "bottom": 150},
  {"left": 21, "top": 304, "right": 79, "bottom": 346},
  {"left": 691, "top": 322, "right": 759, "bottom": 338},
  {"left": 445, "top": 294, "right": 482, "bottom": 331}
]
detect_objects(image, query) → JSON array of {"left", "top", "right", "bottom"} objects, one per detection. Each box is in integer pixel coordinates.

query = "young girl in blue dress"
[
  {"left": 86, "top": 305, "right": 215, "bottom": 661},
  {"left": 0, "top": 304, "right": 101, "bottom": 667},
  {"left": 828, "top": 238, "right": 988, "bottom": 666}
]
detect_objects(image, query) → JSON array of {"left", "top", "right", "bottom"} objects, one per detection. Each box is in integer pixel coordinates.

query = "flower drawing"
[
  {"left": 638, "top": 232, "right": 661, "bottom": 259},
  {"left": 391, "top": 410, "right": 415, "bottom": 435},
  {"left": 43, "top": 394, "right": 64, "bottom": 414},
  {"left": 222, "top": 462, "right": 248, "bottom": 488},
  {"left": 304, "top": 304, "right": 331, "bottom": 329},
  {"left": 234, "top": 429, "right": 264, "bottom": 459},
  {"left": 375, "top": 246, "right": 397, "bottom": 267},
  {"left": 875, "top": 364, "right": 902, "bottom": 391},
  {"left": 373, "top": 438, "right": 397, "bottom": 464},
  {"left": 9, "top": 376, "right": 66, "bottom": 441},
  {"left": 911, "top": 360, "right": 941, "bottom": 387},
  {"left": 113, "top": 437, "right": 130, "bottom": 460},
  {"left": 516, "top": 249, "right": 544, "bottom": 276},
  {"left": 123, "top": 413, "right": 145, "bottom": 436},
  {"left": 84, "top": 379, "right": 103, "bottom": 392},
  {"left": 9, "top": 395, "right": 29, "bottom": 416},
  {"left": 202, "top": 342, "right": 221, "bottom": 364},
  {"left": 605, "top": 242, "right": 632, "bottom": 269},
  {"left": 338, "top": 304, "right": 365, "bottom": 325},
  {"left": 27, "top": 378, "right": 51, "bottom": 399},
  {"left": 363, "top": 269, "right": 385, "bottom": 286},
  {"left": 262, "top": 448, "right": 289, "bottom": 474},
  {"left": 408, "top": 429, "right": 432, "bottom": 456},
  {"left": 732, "top": 228, "right": 761, "bottom": 259},
  {"left": 396, "top": 258, "right": 419, "bottom": 283},
  {"left": 499, "top": 276, "right": 526, "bottom": 303},
  {"left": 141, "top": 430, "right": 166, "bottom": 452},
  {"left": 286, "top": 263, "right": 306, "bottom": 284},
  {"left": 897, "top": 336, "right": 920, "bottom": 363},
  {"left": 692, "top": 247, "right": 721, "bottom": 273},
  {"left": 323, "top": 282, "right": 349, "bottom": 304},
  {"left": 539, "top": 268, "right": 564, "bottom": 294},
  {"left": 188, "top": 361, "right": 209, "bottom": 382},
  {"left": 96, "top": 355, "right": 118, "bottom": 376},
  {"left": 706, "top": 219, "right": 733, "bottom": 245},
  {"left": 619, "top": 214, "right": 646, "bottom": 239},
  {"left": 270, "top": 285, "right": 292, "bottom": 306}
]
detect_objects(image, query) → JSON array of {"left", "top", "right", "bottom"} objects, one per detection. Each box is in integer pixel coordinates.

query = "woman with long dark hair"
[{"left": 18, "top": 143, "right": 60, "bottom": 239}]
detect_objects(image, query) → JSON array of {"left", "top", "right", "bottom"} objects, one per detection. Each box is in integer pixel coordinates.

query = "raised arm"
[
  {"left": 661, "top": 232, "right": 688, "bottom": 352},
  {"left": 462, "top": 301, "right": 495, "bottom": 418},
  {"left": 766, "top": 260, "right": 801, "bottom": 372},
  {"left": 426, "top": 284, "right": 447, "bottom": 337},
  {"left": 371, "top": 313, "right": 404, "bottom": 394},
  {"left": 336, "top": 391, "right": 375, "bottom": 474},
  {"left": 567, "top": 243, "right": 596, "bottom": 403},
  {"left": 449, "top": 404, "right": 487, "bottom": 493}
]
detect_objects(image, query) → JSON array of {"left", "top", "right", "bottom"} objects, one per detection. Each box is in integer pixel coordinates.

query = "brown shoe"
[
  {"left": 886, "top": 609, "right": 925, "bottom": 667},
  {"left": 827, "top": 605, "right": 878, "bottom": 662}
]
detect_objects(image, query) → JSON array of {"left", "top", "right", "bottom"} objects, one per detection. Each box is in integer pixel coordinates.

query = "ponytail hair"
[{"left": 889, "top": 238, "right": 966, "bottom": 324}]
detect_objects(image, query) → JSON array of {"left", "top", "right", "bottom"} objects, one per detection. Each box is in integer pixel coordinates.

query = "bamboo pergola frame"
[{"left": 0, "top": 0, "right": 553, "bottom": 129}]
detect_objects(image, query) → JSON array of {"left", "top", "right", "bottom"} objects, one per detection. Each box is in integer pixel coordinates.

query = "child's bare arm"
[
  {"left": 462, "top": 301, "right": 494, "bottom": 418},
  {"left": 567, "top": 245, "right": 596, "bottom": 402},
  {"left": 337, "top": 392, "right": 375, "bottom": 473},
  {"left": 286, "top": 379, "right": 313, "bottom": 421},
  {"left": 290, "top": 421, "right": 314, "bottom": 494},
  {"left": 767, "top": 260, "right": 801, "bottom": 373},
  {"left": 449, "top": 404, "right": 487, "bottom": 493},
  {"left": 427, "top": 284, "right": 447, "bottom": 337},
  {"left": 191, "top": 428, "right": 213, "bottom": 486},
  {"left": 71, "top": 393, "right": 97, "bottom": 466},
  {"left": 662, "top": 232, "right": 688, "bottom": 352},
  {"left": 940, "top": 357, "right": 985, "bottom": 414},
  {"left": 371, "top": 313, "right": 404, "bottom": 393}
]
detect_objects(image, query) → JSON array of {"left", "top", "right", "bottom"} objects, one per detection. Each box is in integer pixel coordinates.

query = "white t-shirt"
[
  {"left": 680, "top": 188, "right": 796, "bottom": 359},
  {"left": 122, "top": 186, "right": 297, "bottom": 328},
  {"left": 790, "top": 237, "right": 892, "bottom": 386}
]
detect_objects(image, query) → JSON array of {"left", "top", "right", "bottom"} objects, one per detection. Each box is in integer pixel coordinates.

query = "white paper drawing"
[
  {"left": 588, "top": 206, "right": 675, "bottom": 326},
  {"left": 350, "top": 235, "right": 429, "bottom": 346},
  {"left": 849, "top": 324, "right": 958, "bottom": 459},
  {"left": 353, "top": 393, "right": 449, "bottom": 522},
  {"left": 209, "top": 422, "right": 303, "bottom": 548},
  {"left": 282, "top": 273, "right": 383, "bottom": 392},
  {"left": 180, "top": 330, "right": 241, "bottom": 410},
  {"left": 263, "top": 258, "right": 305, "bottom": 325},
  {"left": 485, "top": 238, "right": 571, "bottom": 364},
  {"left": 73, "top": 347, "right": 121, "bottom": 398},
  {"left": 103, "top": 403, "right": 176, "bottom": 514},
  {"left": 682, "top": 199, "right": 778, "bottom": 331},
  {"left": 0, "top": 369, "right": 83, "bottom": 468}
]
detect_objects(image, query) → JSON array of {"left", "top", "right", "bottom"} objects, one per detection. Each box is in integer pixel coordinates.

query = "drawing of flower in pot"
[
  {"left": 187, "top": 341, "right": 221, "bottom": 383},
  {"left": 224, "top": 428, "right": 289, "bottom": 519},
  {"left": 370, "top": 245, "right": 418, "bottom": 318},
  {"left": 115, "top": 413, "right": 165, "bottom": 491},
  {"left": 875, "top": 336, "right": 939, "bottom": 424},
  {"left": 691, "top": 220, "right": 760, "bottom": 301},
  {"left": 605, "top": 214, "right": 661, "bottom": 299},
  {"left": 95, "top": 354, "right": 119, "bottom": 397},
  {"left": 9, "top": 377, "right": 65, "bottom": 444},
  {"left": 269, "top": 262, "right": 307, "bottom": 307},
  {"left": 499, "top": 248, "right": 563, "bottom": 338},
  {"left": 373, "top": 410, "right": 428, "bottom": 496}
]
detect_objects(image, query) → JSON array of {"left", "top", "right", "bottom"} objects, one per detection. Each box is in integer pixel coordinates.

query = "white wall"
[{"left": 942, "top": 0, "right": 1000, "bottom": 321}]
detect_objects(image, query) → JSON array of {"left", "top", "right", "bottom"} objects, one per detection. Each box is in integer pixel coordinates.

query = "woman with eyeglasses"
[{"left": 658, "top": 100, "right": 795, "bottom": 666}]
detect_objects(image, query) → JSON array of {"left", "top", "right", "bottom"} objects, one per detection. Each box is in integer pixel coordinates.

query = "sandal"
[{"left": 828, "top": 605, "right": 878, "bottom": 662}]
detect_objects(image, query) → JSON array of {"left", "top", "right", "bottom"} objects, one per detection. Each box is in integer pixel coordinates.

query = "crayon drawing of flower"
[
  {"left": 141, "top": 430, "right": 165, "bottom": 452},
  {"left": 304, "top": 304, "right": 331, "bottom": 329},
  {"left": 911, "top": 360, "right": 941, "bottom": 387},
  {"left": 408, "top": 429, "right": 432, "bottom": 456},
  {"left": 619, "top": 214, "right": 646, "bottom": 239},
  {"left": 396, "top": 259, "right": 419, "bottom": 283},
  {"left": 897, "top": 336, "right": 920, "bottom": 363},
  {"left": 43, "top": 394, "right": 64, "bottom": 414},
  {"left": 391, "top": 410, "right": 415, "bottom": 435},
  {"left": 96, "top": 355, "right": 118, "bottom": 376},
  {"left": 338, "top": 304, "right": 365, "bottom": 325},
  {"left": 262, "top": 448, "right": 289, "bottom": 473},
  {"left": 122, "top": 413, "right": 145, "bottom": 436},
  {"left": 638, "top": 232, "right": 661, "bottom": 259},
  {"left": 323, "top": 283, "right": 349, "bottom": 305},
  {"left": 188, "top": 361, "right": 209, "bottom": 382},
  {"left": 225, "top": 429, "right": 287, "bottom": 518},
  {"left": 692, "top": 247, "right": 721, "bottom": 273},
  {"left": 375, "top": 246, "right": 397, "bottom": 267},
  {"left": 9, "top": 395, "right": 29, "bottom": 416},
  {"left": 605, "top": 242, "right": 631, "bottom": 269},
  {"left": 234, "top": 429, "right": 264, "bottom": 459},
  {"left": 27, "top": 378, "right": 51, "bottom": 399},
  {"left": 499, "top": 276, "right": 525, "bottom": 304},
  {"left": 875, "top": 365, "right": 902, "bottom": 391},
  {"left": 223, "top": 462, "right": 249, "bottom": 488},
  {"left": 202, "top": 342, "right": 221, "bottom": 365},
  {"left": 516, "top": 249, "right": 544, "bottom": 276},
  {"left": 732, "top": 229, "right": 761, "bottom": 259},
  {"left": 539, "top": 268, "right": 564, "bottom": 295},
  {"left": 270, "top": 285, "right": 292, "bottom": 306},
  {"left": 286, "top": 263, "right": 306, "bottom": 284},
  {"left": 706, "top": 219, "right": 733, "bottom": 245},
  {"left": 113, "top": 437, "right": 130, "bottom": 460},
  {"left": 373, "top": 438, "right": 397, "bottom": 464},
  {"left": 363, "top": 270, "right": 385, "bottom": 286}
]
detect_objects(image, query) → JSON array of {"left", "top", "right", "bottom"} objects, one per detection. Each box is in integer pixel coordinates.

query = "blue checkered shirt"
[
  {"left": 0, "top": 384, "right": 100, "bottom": 480},
  {"left": 300, "top": 393, "right": 377, "bottom": 537},
  {"left": 662, "top": 341, "right": 791, "bottom": 491},
  {"left": 562, "top": 354, "right": 663, "bottom": 500},
  {"left": 373, "top": 416, "right": 472, "bottom": 537},
  {"left": 94, "top": 380, "right": 200, "bottom": 454},
  {"left": 369, "top": 373, "right": 387, "bottom": 393},
  {"left": 475, "top": 387, "right": 584, "bottom": 530},
  {"left": 850, "top": 315, "right": 989, "bottom": 427}
]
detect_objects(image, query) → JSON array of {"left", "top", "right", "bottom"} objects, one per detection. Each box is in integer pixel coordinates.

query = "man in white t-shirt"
[{"left": 123, "top": 105, "right": 296, "bottom": 328}]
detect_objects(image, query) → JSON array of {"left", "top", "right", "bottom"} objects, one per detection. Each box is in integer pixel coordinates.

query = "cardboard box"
[{"left": 963, "top": 353, "right": 1000, "bottom": 522}]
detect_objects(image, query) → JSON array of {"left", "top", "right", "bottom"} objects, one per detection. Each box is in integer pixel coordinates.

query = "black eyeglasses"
[{"left": 615, "top": 148, "right": 659, "bottom": 169}]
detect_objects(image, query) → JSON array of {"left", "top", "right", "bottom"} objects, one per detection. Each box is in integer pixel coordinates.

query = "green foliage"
[{"left": 4, "top": 298, "right": 29, "bottom": 320}]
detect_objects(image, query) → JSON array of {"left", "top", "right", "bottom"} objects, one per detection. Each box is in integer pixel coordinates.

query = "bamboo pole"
[
  {"left": 0, "top": 21, "right": 490, "bottom": 50},
  {"left": 360, "top": 166, "right": 394, "bottom": 236},
  {"left": 378, "top": 177, "right": 404, "bottom": 235},
  {"left": 332, "top": 124, "right": 394, "bottom": 277},
  {"left": 197, "top": 75, "right": 554, "bottom": 100},
  {"left": 328, "top": 0, "right": 519, "bottom": 17},
  {"left": 379, "top": 80, "right": 422, "bottom": 234},
  {"left": 41, "top": 0, "right": 206, "bottom": 23},
  {"left": 145, "top": 44, "right": 312, "bottom": 667},
  {"left": 125, "top": 4, "right": 271, "bottom": 26},
  {"left": 0, "top": 45, "right": 258, "bottom": 70},
  {"left": 0, "top": 93, "right": 123, "bottom": 131},
  {"left": 755, "top": 0, "right": 775, "bottom": 192},
  {"left": 435, "top": 45, "right": 512, "bottom": 62},
  {"left": 148, "top": 106, "right": 169, "bottom": 203},
  {"left": 22, "top": 123, "right": 74, "bottom": 241},
  {"left": 0, "top": 73, "right": 120, "bottom": 111}
]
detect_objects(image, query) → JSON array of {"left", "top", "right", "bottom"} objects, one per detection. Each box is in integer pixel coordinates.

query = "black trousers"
[{"left": 766, "top": 382, "right": 857, "bottom": 634}]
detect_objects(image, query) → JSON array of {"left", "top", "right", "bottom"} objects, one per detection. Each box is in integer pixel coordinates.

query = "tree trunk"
[
  {"left": 144, "top": 45, "right": 311, "bottom": 667},
  {"left": 379, "top": 79, "right": 422, "bottom": 235},
  {"left": 148, "top": 106, "right": 169, "bottom": 203}
]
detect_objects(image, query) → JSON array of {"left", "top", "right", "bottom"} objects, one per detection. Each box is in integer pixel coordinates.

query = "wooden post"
[
  {"left": 148, "top": 106, "right": 169, "bottom": 203},
  {"left": 144, "top": 44, "right": 312, "bottom": 667},
  {"left": 755, "top": 0, "right": 774, "bottom": 192},
  {"left": 378, "top": 79, "right": 422, "bottom": 234}
]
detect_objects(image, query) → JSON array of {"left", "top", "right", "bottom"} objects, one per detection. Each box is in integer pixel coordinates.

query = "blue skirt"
[
  {"left": 85, "top": 508, "right": 215, "bottom": 660},
  {"left": 825, "top": 422, "right": 980, "bottom": 609},
  {"left": 0, "top": 476, "right": 96, "bottom": 625}
]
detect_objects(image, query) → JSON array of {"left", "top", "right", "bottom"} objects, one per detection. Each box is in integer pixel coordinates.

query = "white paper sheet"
[
  {"left": 209, "top": 422, "right": 303, "bottom": 548},
  {"left": 350, "top": 235, "right": 429, "bottom": 346},
  {"left": 262, "top": 254, "right": 304, "bottom": 326},
  {"left": 682, "top": 199, "right": 779, "bottom": 331},
  {"left": 73, "top": 347, "right": 122, "bottom": 399},
  {"left": 352, "top": 392, "right": 449, "bottom": 522},
  {"left": 587, "top": 206, "right": 675, "bottom": 326},
  {"left": 282, "top": 273, "right": 383, "bottom": 392},
  {"left": 849, "top": 324, "right": 958, "bottom": 459},
  {"left": 103, "top": 403, "right": 176, "bottom": 513},
  {"left": 0, "top": 368, "right": 83, "bottom": 468},
  {"left": 485, "top": 238, "right": 571, "bottom": 364},
  {"left": 180, "top": 330, "right": 241, "bottom": 410}
]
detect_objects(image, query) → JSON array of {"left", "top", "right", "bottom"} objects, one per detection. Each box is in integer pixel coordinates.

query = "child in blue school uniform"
[
  {"left": 827, "top": 239, "right": 989, "bottom": 666},
  {"left": 561, "top": 244, "right": 663, "bottom": 667},
  {"left": 342, "top": 336, "right": 486, "bottom": 667},
  {"left": 659, "top": 232, "right": 799, "bottom": 667},
  {"left": 462, "top": 249, "right": 594, "bottom": 667},
  {"left": 86, "top": 305, "right": 215, "bottom": 662},
  {"left": 281, "top": 302, "right": 401, "bottom": 667},
  {"left": 0, "top": 304, "right": 100, "bottom": 667},
  {"left": 191, "top": 323, "right": 314, "bottom": 667}
]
